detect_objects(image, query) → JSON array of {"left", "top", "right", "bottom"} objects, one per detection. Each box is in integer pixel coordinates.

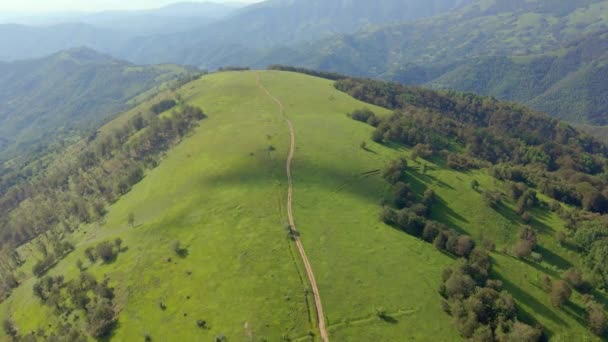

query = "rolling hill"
[
  {"left": 0, "top": 48, "right": 197, "bottom": 161},
  {"left": 1, "top": 70, "right": 607, "bottom": 341}
]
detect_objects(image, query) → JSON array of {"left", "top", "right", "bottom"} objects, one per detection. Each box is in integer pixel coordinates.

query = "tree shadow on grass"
[
  {"left": 378, "top": 314, "right": 399, "bottom": 324},
  {"left": 493, "top": 271, "right": 569, "bottom": 330},
  {"left": 429, "top": 196, "right": 470, "bottom": 235},
  {"left": 407, "top": 168, "right": 455, "bottom": 190},
  {"left": 494, "top": 202, "right": 521, "bottom": 226},
  {"left": 97, "top": 320, "right": 120, "bottom": 342},
  {"left": 521, "top": 258, "right": 561, "bottom": 278},
  {"left": 535, "top": 245, "right": 572, "bottom": 271},
  {"left": 562, "top": 301, "right": 587, "bottom": 327}
]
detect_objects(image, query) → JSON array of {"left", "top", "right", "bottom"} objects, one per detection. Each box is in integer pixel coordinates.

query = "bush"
[
  {"left": 87, "top": 299, "right": 116, "bottom": 337},
  {"left": 550, "top": 280, "right": 572, "bottom": 307},
  {"left": 151, "top": 99, "right": 177, "bottom": 115},
  {"left": 587, "top": 301, "right": 607, "bottom": 336},
  {"left": 513, "top": 240, "right": 534, "bottom": 259},
  {"left": 350, "top": 108, "right": 379, "bottom": 126},
  {"left": 483, "top": 191, "right": 502, "bottom": 208},
  {"left": 2, "top": 319, "right": 18, "bottom": 338},
  {"left": 382, "top": 158, "right": 407, "bottom": 184},
  {"left": 95, "top": 241, "right": 117, "bottom": 264}
]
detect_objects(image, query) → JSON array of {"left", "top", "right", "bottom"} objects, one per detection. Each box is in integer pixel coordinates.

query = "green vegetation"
[
  {"left": 1, "top": 70, "right": 608, "bottom": 341},
  {"left": 270, "top": 1, "right": 608, "bottom": 125},
  {"left": 0, "top": 47, "right": 198, "bottom": 162}
]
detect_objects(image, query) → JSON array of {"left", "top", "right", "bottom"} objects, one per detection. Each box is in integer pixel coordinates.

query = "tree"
[
  {"left": 551, "top": 280, "right": 572, "bottom": 308},
  {"left": 454, "top": 236, "right": 475, "bottom": 258},
  {"left": 84, "top": 247, "right": 97, "bottom": 263},
  {"left": 382, "top": 158, "right": 407, "bottom": 184},
  {"left": 471, "top": 180, "right": 480, "bottom": 191},
  {"left": 76, "top": 259, "right": 84, "bottom": 271},
  {"left": 127, "top": 212, "right": 135, "bottom": 228},
  {"left": 505, "top": 321, "right": 542, "bottom": 342},
  {"left": 95, "top": 241, "right": 116, "bottom": 264},
  {"left": 2, "top": 319, "right": 17, "bottom": 339},
  {"left": 114, "top": 238, "right": 123, "bottom": 252},
  {"left": 587, "top": 301, "right": 607, "bottom": 336},
  {"left": 563, "top": 268, "right": 584, "bottom": 289},
  {"left": 87, "top": 299, "right": 116, "bottom": 337},
  {"left": 513, "top": 226, "right": 538, "bottom": 258},
  {"left": 513, "top": 240, "right": 534, "bottom": 259}
]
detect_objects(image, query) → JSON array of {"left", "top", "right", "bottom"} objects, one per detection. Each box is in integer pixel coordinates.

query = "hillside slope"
[
  {"left": 0, "top": 71, "right": 606, "bottom": 341},
  {"left": 269, "top": 0, "right": 608, "bottom": 124},
  {"left": 112, "top": 0, "right": 473, "bottom": 67},
  {"left": 0, "top": 48, "right": 196, "bottom": 160}
]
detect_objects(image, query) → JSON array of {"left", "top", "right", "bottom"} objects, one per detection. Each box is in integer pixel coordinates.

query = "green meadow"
[{"left": 1, "top": 71, "right": 603, "bottom": 341}]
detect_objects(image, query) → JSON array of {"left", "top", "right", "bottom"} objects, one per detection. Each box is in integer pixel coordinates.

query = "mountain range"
[{"left": 0, "top": 48, "right": 196, "bottom": 160}]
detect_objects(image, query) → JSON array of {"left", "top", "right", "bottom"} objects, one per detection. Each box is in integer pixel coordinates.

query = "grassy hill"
[{"left": 0, "top": 70, "right": 606, "bottom": 341}]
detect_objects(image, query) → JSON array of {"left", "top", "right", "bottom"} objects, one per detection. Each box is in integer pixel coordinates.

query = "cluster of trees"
[
  {"left": 512, "top": 226, "right": 538, "bottom": 259},
  {"left": 151, "top": 99, "right": 177, "bottom": 115},
  {"left": 573, "top": 218, "right": 608, "bottom": 289},
  {"left": 217, "top": 66, "right": 250, "bottom": 72},
  {"left": 440, "top": 257, "right": 542, "bottom": 341},
  {"left": 0, "top": 101, "right": 206, "bottom": 297},
  {"left": 338, "top": 78, "right": 608, "bottom": 214},
  {"left": 32, "top": 272, "right": 116, "bottom": 339},
  {"left": 379, "top": 157, "right": 477, "bottom": 258},
  {"left": 268, "top": 65, "right": 348, "bottom": 81},
  {"left": 32, "top": 234, "right": 75, "bottom": 277},
  {"left": 83, "top": 238, "right": 124, "bottom": 265},
  {"left": 376, "top": 157, "right": 541, "bottom": 340}
]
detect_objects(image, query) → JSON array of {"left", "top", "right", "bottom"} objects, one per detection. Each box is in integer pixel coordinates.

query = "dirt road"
[{"left": 257, "top": 74, "right": 329, "bottom": 342}]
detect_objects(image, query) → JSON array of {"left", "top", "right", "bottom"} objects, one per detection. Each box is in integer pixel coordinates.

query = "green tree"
[
  {"left": 128, "top": 212, "right": 136, "bottom": 228},
  {"left": 551, "top": 280, "right": 572, "bottom": 308}
]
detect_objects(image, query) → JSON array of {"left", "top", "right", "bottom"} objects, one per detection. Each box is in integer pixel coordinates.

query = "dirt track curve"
[{"left": 257, "top": 74, "right": 329, "bottom": 342}]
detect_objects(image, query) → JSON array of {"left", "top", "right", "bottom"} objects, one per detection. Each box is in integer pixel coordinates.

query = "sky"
[{"left": 0, "top": 0, "right": 260, "bottom": 13}]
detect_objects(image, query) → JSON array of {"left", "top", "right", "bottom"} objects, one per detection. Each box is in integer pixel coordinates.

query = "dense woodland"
[
  {"left": 337, "top": 78, "right": 608, "bottom": 214},
  {"left": 0, "top": 100, "right": 206, "bottom": 305}
]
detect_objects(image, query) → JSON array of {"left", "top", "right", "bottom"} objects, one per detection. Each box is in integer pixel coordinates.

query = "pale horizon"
[{"left": 0, "top": 0, "right": 262, "bottom": 14}]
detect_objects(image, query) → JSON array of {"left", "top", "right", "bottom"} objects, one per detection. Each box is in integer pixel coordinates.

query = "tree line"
[
  {"left": 0, "top": 101, "right": 206, "bottom": 302},
  {"left": 340, "top": 78, "right": 608, "bottom": 215}
]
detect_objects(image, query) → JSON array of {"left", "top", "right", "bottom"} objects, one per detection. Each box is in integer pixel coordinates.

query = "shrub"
[
  {"left": 2, "top": 319, "right": 18, "bottom": 338},
  {"left": 87, "top": 299, "right": 116, "bottom": 337},
  {"left": 151, "top": 99, "right": 177, "bottom": 115},
  {"left": 513, "top": 240, "right": 534, "bottom": 259},
  {"left": 350, "top": 108, "right": 378, "bottom": 126},
  {"left": 95, "top": 241, "right": 117, "bottom": 264},
  {"left": 550, "top": 280, "right": 572, "bottom": 308},
  {"left": 85, "top": 247, "right": 97, "bottom": 263},
  {"left": 483, "top": 191, "right": 501, "bottom": 208},
  {"left": 587, "top": 301, "right": 607, "bottom": 336},
  {"left": 382, "top": 158, "right": 407, "bottom": 184}
]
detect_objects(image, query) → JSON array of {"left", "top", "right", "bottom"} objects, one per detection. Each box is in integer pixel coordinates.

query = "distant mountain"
[
  {"left": 0, "top": 48, "right": 197, "bottom": 159},
  {"left": 0, "top": 2, "right": 244, "bottom": 61},
  {"left": 265, "top": 0, "right": 608, "bottom": 125},
  {"left": 114, "top": 0, "right": 474, "bottom": 67},
  {"left": 0, "top": 23, "right": 123, "bottom": 61},
  {"left": 76, "top": 2, "right": 243, "bottom": 36}
]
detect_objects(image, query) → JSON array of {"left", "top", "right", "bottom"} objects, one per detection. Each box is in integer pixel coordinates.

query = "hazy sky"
[{"left": 0, "top": 0, "right": 260, "bottom": 13}]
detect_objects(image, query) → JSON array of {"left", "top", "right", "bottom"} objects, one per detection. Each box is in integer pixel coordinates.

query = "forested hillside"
[
  {"left": 0, "top": 48, "right": 197, "bottom": 161},
  {"left": 270, "top": 0, "right": 608, "bottom": 124}
]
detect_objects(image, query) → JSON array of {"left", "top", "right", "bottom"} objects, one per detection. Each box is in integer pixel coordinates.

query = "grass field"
[{"left": 0, "top": 70, "right": 604, "bottom": 341}]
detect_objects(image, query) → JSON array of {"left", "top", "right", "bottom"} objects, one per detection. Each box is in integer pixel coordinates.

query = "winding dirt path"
[{"left": 257, "top": 74, "right": 329, "bottom": 342}]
